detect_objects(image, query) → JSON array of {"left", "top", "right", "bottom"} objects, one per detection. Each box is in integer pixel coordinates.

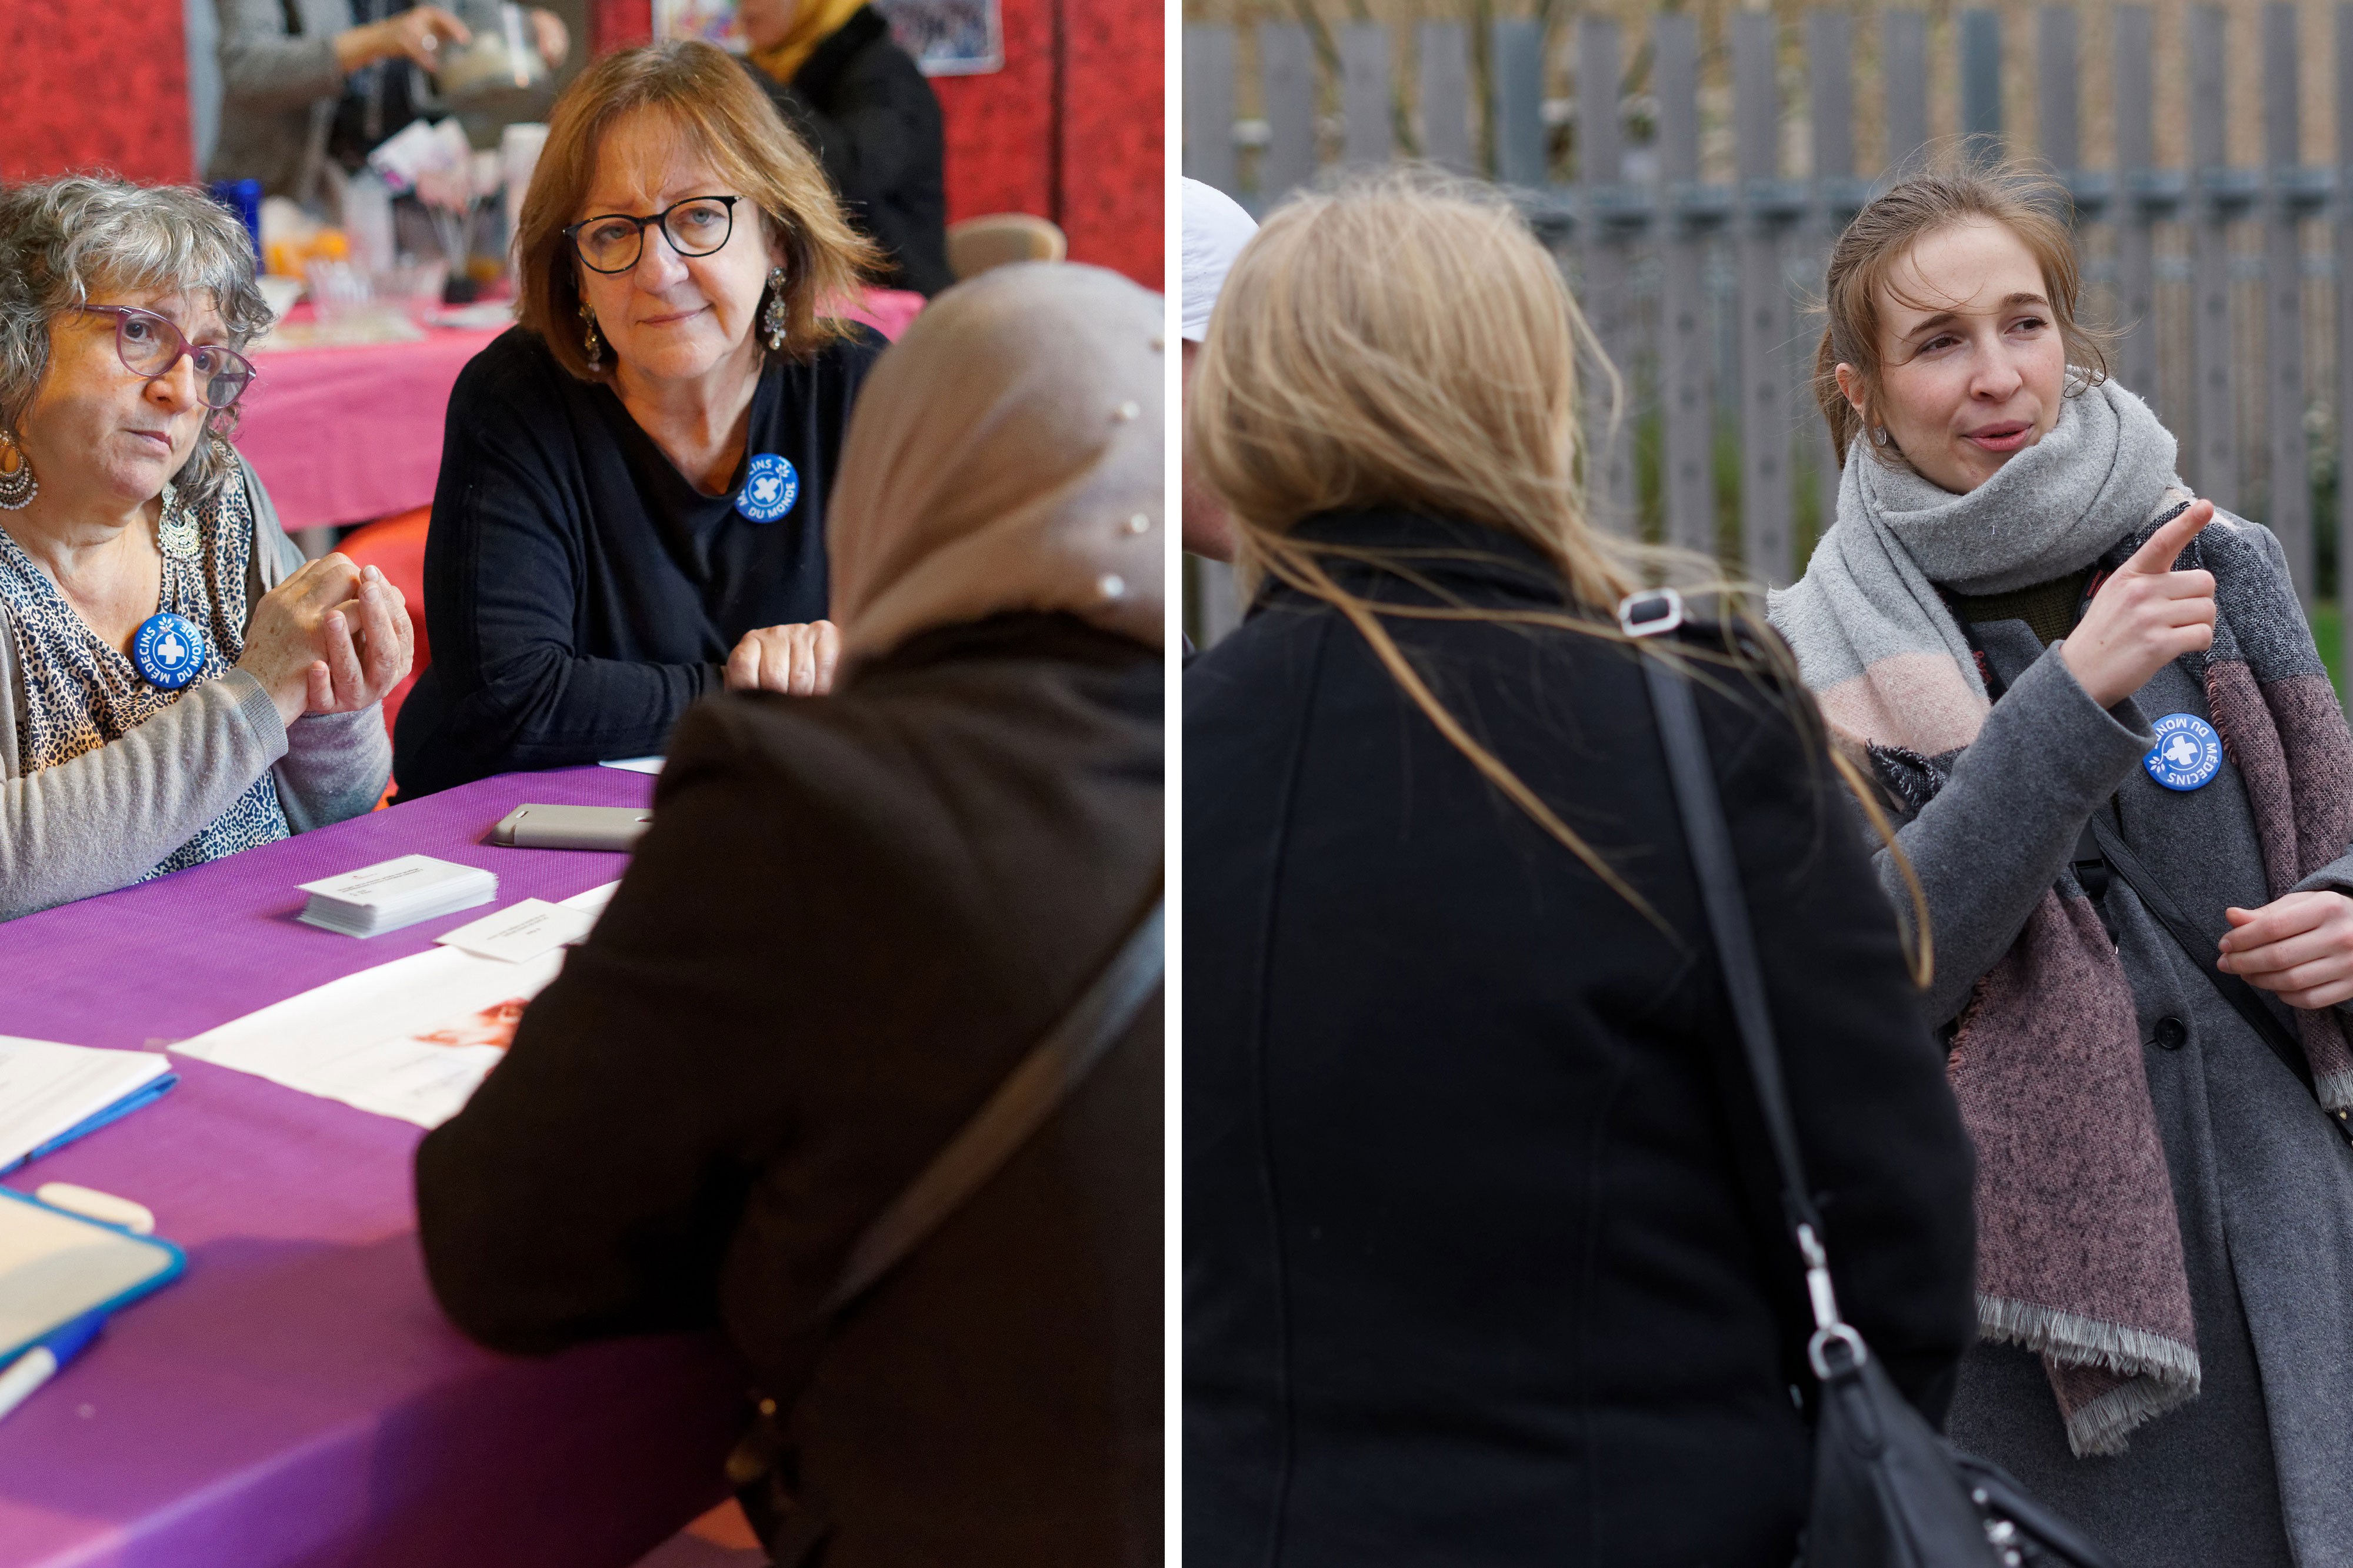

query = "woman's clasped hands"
[{"left": 235, "top": 553, "right": 415, "bottom": 727}]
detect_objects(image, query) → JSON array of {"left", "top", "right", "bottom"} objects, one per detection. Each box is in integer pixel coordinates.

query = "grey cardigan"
[{"left": 0, "top": 458, "right": 391, "bottom": 922}]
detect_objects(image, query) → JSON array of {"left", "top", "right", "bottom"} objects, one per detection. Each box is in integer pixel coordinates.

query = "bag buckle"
[
  {"left": 1617, "top": 587, "right": 1685, "bottom": 638},
  {"left": 1809, "top": 1322, "right": 1870, "bottom": 1380}
]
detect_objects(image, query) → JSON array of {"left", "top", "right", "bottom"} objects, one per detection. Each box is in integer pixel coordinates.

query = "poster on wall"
[
  {"left": 653, "top": 0, "right": 747, "bottom": 51},
  {"left": 872, "top": 0, "right": 1003, "bottom": 76},
  {"left": 653, "top": 0, "right": 1002, "bottom": 76}
]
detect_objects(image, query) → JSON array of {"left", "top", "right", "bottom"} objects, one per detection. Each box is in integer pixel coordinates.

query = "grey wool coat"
[
  {"left": 0, "top": 455, "right": 390, "bottom": 921},
  {"left": 1888, "top": 519, "right": 2353, "bottom": 1568}
]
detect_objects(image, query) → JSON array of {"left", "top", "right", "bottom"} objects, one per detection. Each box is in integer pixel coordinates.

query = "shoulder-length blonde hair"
[
  {"left": 1192, "top": 167, "right": 1928, "bottom": 970},
  {"left": 515, "top": 38, "right": 879, "bottom": 382}
]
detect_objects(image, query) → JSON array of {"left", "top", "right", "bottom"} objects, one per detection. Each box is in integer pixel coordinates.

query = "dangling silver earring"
[
  {"left": 0, "top": 428, "right": 35, "bottom": 511},
  {"left": 762, "top": 266, "right": 788, "bottom": 351},
  {"left": 1870, "top": 425, "right": 1891, "bottom": 448},
  {"left": 580, "top": 302, "right": 602, "bottom": 369}
]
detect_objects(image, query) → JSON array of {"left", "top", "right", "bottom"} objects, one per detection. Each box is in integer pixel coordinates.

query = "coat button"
[{"left": 2153, "top": 1016, "right": 2188, "bottom": 1050}]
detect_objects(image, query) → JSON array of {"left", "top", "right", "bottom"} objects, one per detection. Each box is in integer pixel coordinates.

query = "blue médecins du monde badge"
[
  {"left": 132, "top": 612, "right": 206, "bottom": 690},
  {"left": 735, "top": 453, "right": 799, "bottom": 523},
  {"left": 2145, "top": 712, "right": 2225, "bottom": 792}
]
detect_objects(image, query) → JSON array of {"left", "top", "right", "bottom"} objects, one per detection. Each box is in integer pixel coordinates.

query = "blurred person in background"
[
  {"left": 1778, "top": 162, "right": 2353, "bottom": 1568},
  {"left": 738, "top": 0, "right": 951, "bottom": 297},
  {"left": 394, "top": 41, "right": 882, "bottom": 796},
  {"left": 1183, "top": 168, "right": 1977, "bottom": 1567},
  {"left": 0, "top": 177, "right": 406, "bottom": 919},
  {"left": 209, "top": 0, "right": 570, "bottom": 199},
  {"left": 1179, "top": 176, "right": 1252, "bottom": 568},
  {"left": 416, "top": 262, "right": 1163, "bottom": 1567}
]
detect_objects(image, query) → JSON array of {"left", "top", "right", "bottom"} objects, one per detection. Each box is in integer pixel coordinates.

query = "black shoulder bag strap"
[
  {"left": 2082, "top": 816, "right": 2353, "bottom": 1143},
  {"left": 732, "top": 887, "right": 1165, "bottom": 1564}
]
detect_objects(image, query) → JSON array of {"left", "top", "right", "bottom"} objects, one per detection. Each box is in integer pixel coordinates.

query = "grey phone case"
[{"left": 489, "top": 804, "right": 654, "bottom": 852}]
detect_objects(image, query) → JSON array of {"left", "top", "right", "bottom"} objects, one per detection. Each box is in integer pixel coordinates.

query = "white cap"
[{"left": 1182, "top": 178, "right": 1258, "bottom": 343}]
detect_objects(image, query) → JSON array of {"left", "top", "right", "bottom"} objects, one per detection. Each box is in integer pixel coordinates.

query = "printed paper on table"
[{"left": 173, "top": 883, "right": 618, "bottom": 1128}]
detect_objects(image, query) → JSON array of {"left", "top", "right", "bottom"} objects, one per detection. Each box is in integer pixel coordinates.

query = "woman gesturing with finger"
[{"left": 1773, "top": 163, "right": 2353, "bottom": 1567}]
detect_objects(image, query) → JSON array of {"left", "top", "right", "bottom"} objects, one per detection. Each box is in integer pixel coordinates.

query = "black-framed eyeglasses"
[
  {"left": 76, "top": 305, "right": 256, "bottom": 410},
  {"left": 564, "top": 195, "right": 741, "bottom": 275}
]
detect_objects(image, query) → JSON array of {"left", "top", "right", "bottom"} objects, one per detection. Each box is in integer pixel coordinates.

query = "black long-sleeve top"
[
  {"left": 744, "top": 8, "right": 954, "bottom": 297},
  {"left": 393, "top": 326, "right": 882, "bottom": 797},
  {"left": 1184, "top": 509, "right": 1978, "bottom": 1567}
]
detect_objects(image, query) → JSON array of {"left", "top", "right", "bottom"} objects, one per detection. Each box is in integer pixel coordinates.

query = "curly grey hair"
[{"left": 0, "top": 175, "right": 274, "bottom": 505}]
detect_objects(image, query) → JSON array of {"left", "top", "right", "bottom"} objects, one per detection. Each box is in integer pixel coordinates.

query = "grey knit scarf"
[{"left": 1769, "top": 380, "right": 2353, "bottom": 1456}]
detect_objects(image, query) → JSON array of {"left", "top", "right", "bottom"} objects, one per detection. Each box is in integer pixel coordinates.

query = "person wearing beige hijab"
[{"left": 415, "top": 260, "right": 1165, "bottom": 1568}]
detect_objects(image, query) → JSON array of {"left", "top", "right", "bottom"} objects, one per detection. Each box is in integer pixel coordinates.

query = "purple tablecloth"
[{"left": 0, "top": 767, "right": 744, "bottom": 1568}]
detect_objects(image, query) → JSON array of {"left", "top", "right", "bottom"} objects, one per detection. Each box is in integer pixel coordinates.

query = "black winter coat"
[
  {"left": 746, "top": 9, "right": 952, "bottom": 296},
  {"left": 1182, "top": 509, "right": 1978, "bottom": 1567},
  {"left": 417, "top": 612, "right": 1164, "bottom": 1566}
]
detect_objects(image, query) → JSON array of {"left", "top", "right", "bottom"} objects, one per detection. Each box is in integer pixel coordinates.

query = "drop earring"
[
  {"left": 1870, "top": 425, "right": 1891, "bottom": 448},
  {"left": 0, "top": 428, "right": 35, "bottom": 511},
  {"left": 762, "top": 266, "right": 788, "bottom": 351},
  {"left": 580, "top": 301, "right": 602, "bottom": 369}
]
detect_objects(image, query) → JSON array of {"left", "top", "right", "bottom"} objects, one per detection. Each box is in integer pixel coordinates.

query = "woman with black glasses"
[
  {"left": 391, "top": 39, "right": 883, "bottom": 796},
  {"left": 0, "top": 175, "right": 408, "bottom": 919}
]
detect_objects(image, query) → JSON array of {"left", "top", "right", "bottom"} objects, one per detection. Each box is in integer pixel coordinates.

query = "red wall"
[
  {"left": 592, "top": 0, "right": 1160, "bottom": 290},
  {"left": 1, "top": 0, "right": 194, "bottom": 184},
  {"left": 2, "top": 0, "right": 1157, "bottom": 291}
]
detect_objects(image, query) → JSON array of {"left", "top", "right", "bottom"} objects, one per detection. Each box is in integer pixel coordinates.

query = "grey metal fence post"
[
  {"left": 1182, "top": 25, "right": 1238, "bottom": 196},
  {"left": 1735, "top": 9, "right": 1793, "bottom": 586},
  {"left": 2264, "top": 2, "right": 2313, "bottom": 604},
  {"left": 1258, "top": 25, "right": 1318, "bottom": 209},
  {"left": 1959, "top": 9, "right": 2003, "bottom": 165},
  {"left": 1579, "top": 15, "right": 1635, "bottom": 536},
  {"left": 1656, "top": 13, "right": 1714, "bottom": 559},
  {"left": 1340, "top": 24, "right": 1393, "bottom": 170},
  {"left": 1492, "top": 18, "right": 1547, "bottom": 191},
  {"left": 1418, "top": 23, "right": 1475, "bottom": 176},
  {"left": 2114, "top": 7, "right": 2161, "bottom": 416},
  {"left": 2037, "top": 8, "right": 2078, "bottom": 179},
  {"left": 2189, "top": 5, "right": 2238, "bottom": 512},
  {"left": 1884, "top": 11, "right": 1930, "bottom": 178},
  {"left": 1809, "top": 8, "right": 1854, "bottom": 545}
]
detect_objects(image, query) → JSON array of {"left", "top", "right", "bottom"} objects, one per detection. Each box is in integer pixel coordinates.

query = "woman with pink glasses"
[{"left": 0, "top": 175, "right": 409, "bottom": 919}]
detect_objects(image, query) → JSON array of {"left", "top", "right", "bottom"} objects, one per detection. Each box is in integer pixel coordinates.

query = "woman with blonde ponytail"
[{"left": 1182, "top": 169, "right": 1977, "bottom": 1567}]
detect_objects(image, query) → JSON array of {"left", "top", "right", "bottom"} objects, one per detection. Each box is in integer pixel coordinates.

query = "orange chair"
[{"left": 336, "top": 506, "right": 432, "bottom": 802}]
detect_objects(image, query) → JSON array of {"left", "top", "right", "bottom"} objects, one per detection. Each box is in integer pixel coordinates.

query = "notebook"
[
  {"left": 0, "top": 1185, "right": 182, "bottom": 1365},
  {"left": 0, "top": 1038, "right": 176, "bottom": 1175}
]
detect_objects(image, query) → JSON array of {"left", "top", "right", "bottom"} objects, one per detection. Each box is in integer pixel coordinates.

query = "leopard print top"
[{"left": 0, "top": 477, "right": 288, "bottom": 880}]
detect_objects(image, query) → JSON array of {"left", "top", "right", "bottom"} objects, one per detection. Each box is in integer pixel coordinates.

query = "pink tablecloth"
[
  {"left": 0, "top": 766, "right": 746, "bottom": 1568},
  {"left": 237, "top": 288, "right": 928, "bottom": 532}
]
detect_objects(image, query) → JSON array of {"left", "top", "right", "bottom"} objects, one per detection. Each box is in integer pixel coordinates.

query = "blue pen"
[{"left": 0, "top": 1310, "right": 105, "bottom": 1423}]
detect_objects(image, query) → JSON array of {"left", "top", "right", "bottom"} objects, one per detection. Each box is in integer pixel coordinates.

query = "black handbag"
[
  {"left": 727, "top": 888, "right": 1165, "bottom": 1567},
  {"left": 1624, "top": 591, "right": 2117, "bottom": 1568}
]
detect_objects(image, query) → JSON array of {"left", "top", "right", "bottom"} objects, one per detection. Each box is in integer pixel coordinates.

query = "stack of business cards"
[{"left": 297, "top": 855, "right": 498, "bottom": 938}]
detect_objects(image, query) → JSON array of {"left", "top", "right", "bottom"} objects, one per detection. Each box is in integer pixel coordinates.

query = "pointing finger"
[{"left": 2123, "top": 498, "right": 2215, "bottom": 576}]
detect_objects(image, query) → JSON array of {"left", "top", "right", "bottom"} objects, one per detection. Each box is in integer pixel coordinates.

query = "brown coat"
[{"left": 416, "top": 611, "right": 1163, "bottom": 1565}]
